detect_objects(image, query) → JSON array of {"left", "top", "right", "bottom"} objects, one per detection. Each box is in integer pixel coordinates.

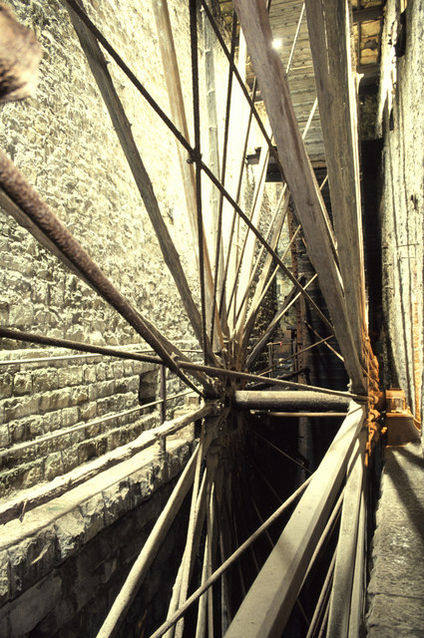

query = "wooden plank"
[
  {"left": 305, "top": 0, "right": 366, "bottom": 362},
  {"left": 234, "top": 0, "right": 366, "bottom": 393},
  {"left": 225, "top": 404, "right": 365, "bottom": 638},
  {"left": 326, "top": 431, "right": 365, "bottom": 637}
]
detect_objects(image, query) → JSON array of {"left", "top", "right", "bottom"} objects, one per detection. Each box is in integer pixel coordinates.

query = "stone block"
[
  {"left": 32, "top": 368, "right": 58, "bottom": 393},
  {"left": 55, "top": 509, "right": 86, "bottom": 560},
  {"left": 367, "top": 593, "right": 424, "bottom": 632},
  {"left": 57, "top": 366, "right": 84, "bottom": 388},
  {"left": 123, "top": 361, "right": 134, "bottom": 376},
  {"left": 8, "top": 527, "right": 57, "bottom": 598},
  {"left": 61, "top": 447, "right": 79, "bottom": 473},
  {"left": 112, "top": 361, "right": 124, "bottom": 378},
  {"left": 0, "top": 551, "right": 10, "bottom": 606},
  {"left": 10, "top": 420, "right": 28, "bottom": 444},
  {"left": 12, "top": 372, "right": 31, "bottom": 395},
  {"left": 96, "top": 363, "right": 107, "bottom": 381},
  {"left": 40, "top": 390, "right": 70, "bottom": 413},
  {"left": 0, "top": 425, "right": 10, "bottom": 447},
  {"left": 79, "top": 402, "right": 96, "bottom": 422},
  {"left": 21, "top": 460, "right": 44, "bottom": 489},
  {"left": 69, "top": 387, "right": 89, "bottom": 406},
  {"left": 27, "top": 415, "right": 44, "bottom": 438},
  {"left": 44, "top": 452, "right": 64, "bottom": 481},
  {"left": 79, "top": 493, "right": 105, "bottom": 543},
  {"left": 103, "top": 480, "right": 132, "bottom": 526},
  {"left": 8, "top": 574, "right": 62, "bottom": 636},
  {"left": 83, "top": 365, "right": 96, "bottom": 383},
  {"left": 42, "top": 411, "right": 62, "bottom": 432},
  {"left": 61, "top": 407, "right": 79, "bottom": 428}
]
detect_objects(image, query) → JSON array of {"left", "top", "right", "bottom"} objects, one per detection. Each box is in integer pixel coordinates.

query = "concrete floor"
[{"left": 366, "top": 442, "right": 424, "bottom": 636}]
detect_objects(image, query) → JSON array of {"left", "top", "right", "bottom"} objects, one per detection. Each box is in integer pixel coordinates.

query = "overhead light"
[{"left": 272, "top": 38, "right": 283, "bottom": 50}]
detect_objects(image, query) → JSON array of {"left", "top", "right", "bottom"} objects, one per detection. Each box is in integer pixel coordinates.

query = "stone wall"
[
  {"left": 0, "top": 435, "right": 194, "bottom": 637},
  {"left": 377, "top": 0, "right": 424, "bottom": 423},
  {"left": 0, "top": 0, "right": 278, "bottom": 497},
  {"left": 0, "top": 348, "right": 165, "bottom": 496}
]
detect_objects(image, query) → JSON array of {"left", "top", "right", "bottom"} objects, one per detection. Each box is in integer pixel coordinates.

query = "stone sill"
[{"left": 0, "top": 430, "right": 194, "bottom": 612}]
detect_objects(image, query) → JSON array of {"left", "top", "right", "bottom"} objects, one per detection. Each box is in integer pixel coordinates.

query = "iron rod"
[
  {"left": 306, "top": 322, "right": 344, "bottom": 361},
  {"left": 0, "top": 327, "right": 366, "bottom": 401}
]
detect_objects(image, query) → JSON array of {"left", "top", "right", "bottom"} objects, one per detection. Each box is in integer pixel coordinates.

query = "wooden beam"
[
  {"left": 305, "top": 0, "right": 366, "bottom": 366},
  {"left": 326, "top": 431, "right": 365, "bottom": 637},
  {"left": 233, "top": 0, "right": 366, "bottom": 393},
  {"left": 224, "top": 404, "right": 365, "bottom": 638},
  {"left": 234, "top": 390, "right": 350, "bottom": 411}
]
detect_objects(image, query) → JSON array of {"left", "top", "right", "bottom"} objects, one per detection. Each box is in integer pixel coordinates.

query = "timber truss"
[{"left": 0, "top": 0, "right": 381, "bottom": 636}]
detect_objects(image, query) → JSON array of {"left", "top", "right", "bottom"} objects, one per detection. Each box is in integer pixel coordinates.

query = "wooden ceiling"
[{"left": 217, "top": 0, "right": 383, "bottom": 163}]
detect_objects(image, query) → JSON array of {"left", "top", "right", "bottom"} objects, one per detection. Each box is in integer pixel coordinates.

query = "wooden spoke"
[
  {"left": 64, "top": 0, "right": 218, "bottom": 366},
  {"left": 305, "top": 0, "right": 366, "bottom": 360},
  {"left": 2, "top": 2, "right": 374, "bottom": 636},
  {"left": 224, "top": 405, "right": 365, "bottom": 638},
  {"left": 97, "top": 444, "right": 200, "bottom": 638},
  {"left": 149, "top": 475, "right": 313, "bottom": 638},
  {"left": 234, "top": 0, "right": 366, "bottom": 393},
  {"left": 210, "top": 16, "right": 237, "bottom": 344}
]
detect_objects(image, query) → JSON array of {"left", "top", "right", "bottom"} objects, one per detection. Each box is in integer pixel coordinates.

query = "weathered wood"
[
  {"left": 348, "top": 490, "right": 366, "bottom": 637},
  {"left": 96, "top": 445, "right": 199, "bottom": 638},
  {"left": 306, "top": 0, "right": 365, "bottom": 360},
  {"left": 234, "top": 390, "right": 350, "bottom": 412},
  {"left": 224, "top": 404, "right": 365, "bottom": 638},
  {"left": 326, "top": 431, "right": 365, "bottom": 637},
  {"left": 305, "top": 0, "right": 366, "bottom": 362},
  {"left": 64, "top": 0, "right": 218, "bottom": 363},
  {"left": 233, "top": 0, "right": 366, "bottom": 393},
  {"left": 149, "top": 476, "right": 314, "bottom": 638}
]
